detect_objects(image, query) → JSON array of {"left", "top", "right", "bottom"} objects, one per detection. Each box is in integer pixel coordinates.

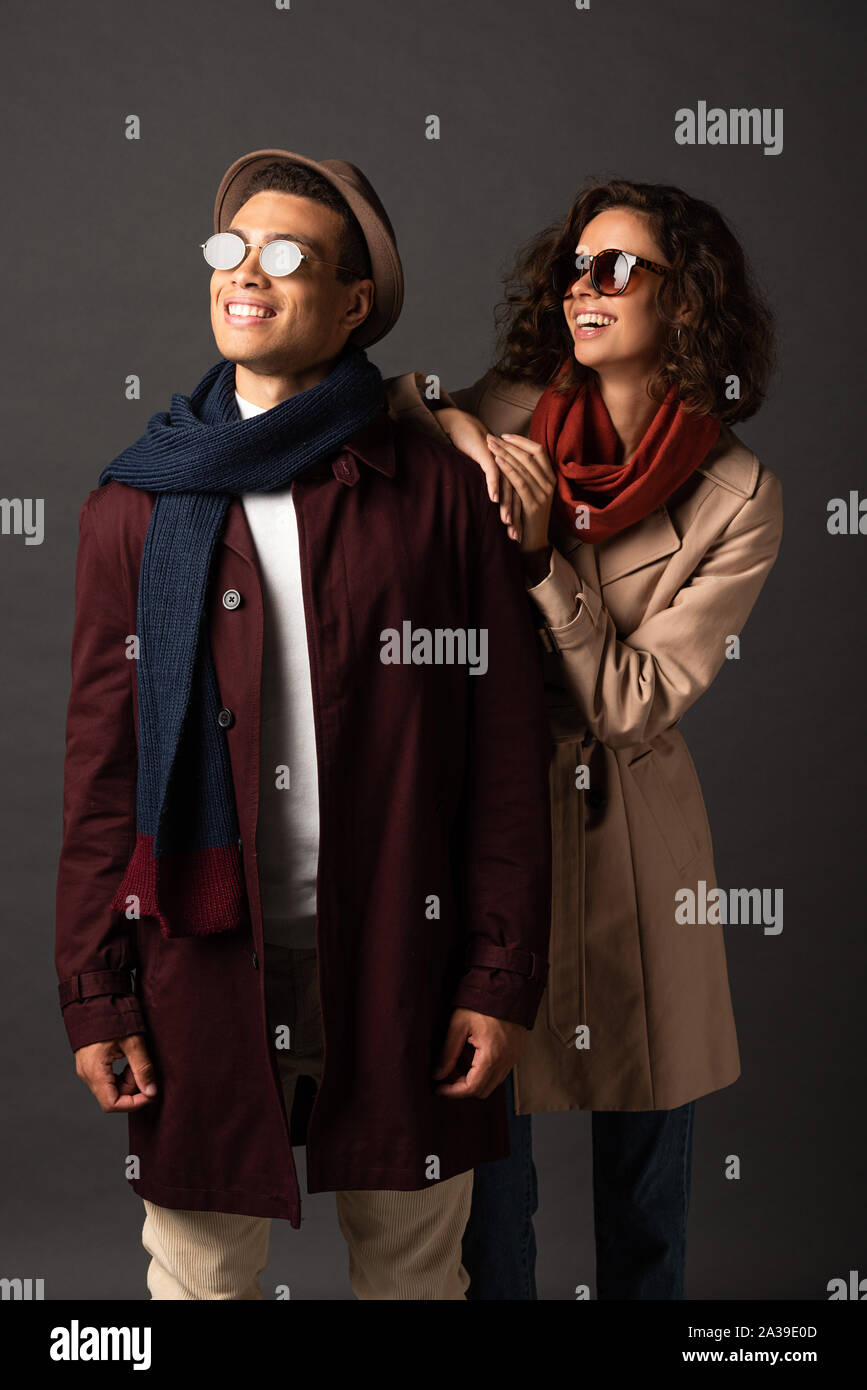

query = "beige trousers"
[{"left": 141, "top": 945, "right": 473, "bottom": 1301}]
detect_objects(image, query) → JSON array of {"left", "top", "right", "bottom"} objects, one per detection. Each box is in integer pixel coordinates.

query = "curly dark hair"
[{"left": 491, "top": 178, "right": 776, "bottom": 423}]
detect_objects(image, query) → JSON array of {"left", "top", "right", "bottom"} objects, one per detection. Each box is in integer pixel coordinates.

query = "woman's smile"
[{"left": 573, "top": 310, "right": 617, "bottom": 339}]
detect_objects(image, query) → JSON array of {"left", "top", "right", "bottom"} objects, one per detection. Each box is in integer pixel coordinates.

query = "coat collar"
[
  {"left": 694, "top": 423, "right": 759, "bottom": 498},
  {"left": 342, "top": 408, "right": 397, "bottom": 478},
  {"left": 220, "top": 408, "right": 395, "bottom": 563}
]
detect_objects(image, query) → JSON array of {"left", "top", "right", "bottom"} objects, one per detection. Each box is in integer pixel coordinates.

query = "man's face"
[{"left": 208, "top": 189, "right": 374, "bottom": 376}]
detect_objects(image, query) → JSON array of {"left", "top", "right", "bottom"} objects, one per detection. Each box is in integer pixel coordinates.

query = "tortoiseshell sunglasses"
[{"left": 552, "top": 247, "right": 670, "bottom": 297}]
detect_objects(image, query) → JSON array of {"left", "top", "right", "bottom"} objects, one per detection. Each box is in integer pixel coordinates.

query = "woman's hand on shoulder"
[
  {"left": 486, "top": 433, "right": 556, "bottom": 556},
  {"left": 436, "top": 408, "right": 499, "bottom": 498},
  {"left": 436, "top": 407, "right": 526, "bottom": 543}
]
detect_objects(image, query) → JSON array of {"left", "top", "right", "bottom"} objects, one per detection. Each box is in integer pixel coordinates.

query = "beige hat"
[{"left": 213, "top": 147, "right": 404, "bottom": 347}]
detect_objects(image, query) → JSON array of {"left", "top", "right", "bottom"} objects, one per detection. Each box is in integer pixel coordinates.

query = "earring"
[{"left": 676, "top": 326, "right": 683, "bottom": 345}]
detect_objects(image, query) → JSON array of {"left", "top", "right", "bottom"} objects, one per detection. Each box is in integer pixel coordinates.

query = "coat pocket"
[{"left": 626, "top": 746, "right": 699, "bottom": 873}]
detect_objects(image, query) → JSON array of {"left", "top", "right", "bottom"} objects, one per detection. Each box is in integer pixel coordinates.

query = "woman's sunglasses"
[
  {"left": 201, "top": 231, "right": 359, "bottom": 279},
  {"left": 551, "top": 247, "right": 670, "bottom": 298}
]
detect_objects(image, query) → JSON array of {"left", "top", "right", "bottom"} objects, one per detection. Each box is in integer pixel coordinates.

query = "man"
[{"left": 55, "top": 148, "right": 552, "bottom": 1300}]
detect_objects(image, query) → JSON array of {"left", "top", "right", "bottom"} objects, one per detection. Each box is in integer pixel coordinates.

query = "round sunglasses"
[
  {"left": 201, "top": 231, "right": 359, "bottom": 279},
  {"left": 551, "top": 247, "right": 670, "bottom": 298}
]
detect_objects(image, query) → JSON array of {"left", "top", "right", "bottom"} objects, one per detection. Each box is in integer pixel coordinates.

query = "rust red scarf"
[{"left": 529, "top": 373, "right": 720, "bottom": 544}]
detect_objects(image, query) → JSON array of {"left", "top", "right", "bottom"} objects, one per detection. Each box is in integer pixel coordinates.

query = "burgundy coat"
[{"left": 55, "top": 406, "right": 552, "bottom": 1225}]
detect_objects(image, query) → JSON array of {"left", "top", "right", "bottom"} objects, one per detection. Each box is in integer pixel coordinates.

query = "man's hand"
[
  {"left": 433, "top": 1008, "right": 526, "bottom": 1100},
  {"left": 74, "top": 1034, "right": 158, "bottom": 1113}
]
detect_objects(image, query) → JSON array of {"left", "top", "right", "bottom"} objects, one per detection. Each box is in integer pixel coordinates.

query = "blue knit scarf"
[{"left": 98, "top": 345, "right": 386, "bottom": 937}]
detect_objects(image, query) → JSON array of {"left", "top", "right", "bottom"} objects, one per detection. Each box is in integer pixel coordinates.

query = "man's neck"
[{"left": 234, "top": 356, "right": 340, "bottom": 410}]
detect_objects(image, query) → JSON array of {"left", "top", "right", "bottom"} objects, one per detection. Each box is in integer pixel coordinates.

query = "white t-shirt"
[{"left": 235, "top": 389, "right": 319, "bottom": 950}]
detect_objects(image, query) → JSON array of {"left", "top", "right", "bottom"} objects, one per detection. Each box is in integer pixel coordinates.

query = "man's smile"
[{"left": 223, "top": 296, "right": 278, "bottom": 324}]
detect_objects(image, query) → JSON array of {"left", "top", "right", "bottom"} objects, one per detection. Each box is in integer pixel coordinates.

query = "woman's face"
[{"left": 560, "top": 208, "right": 669, "bottom": 379}]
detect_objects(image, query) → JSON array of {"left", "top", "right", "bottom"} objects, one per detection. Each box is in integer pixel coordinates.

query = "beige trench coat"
[{"left": 386, "top": 368, "right": 783, "bottom": 1112}]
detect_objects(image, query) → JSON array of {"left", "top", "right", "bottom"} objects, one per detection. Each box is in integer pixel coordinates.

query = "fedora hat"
[{"left": 213, "top": 147, "right": 404, "bottom": 347}]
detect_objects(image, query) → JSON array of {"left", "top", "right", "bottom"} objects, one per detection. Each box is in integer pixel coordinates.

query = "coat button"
[
  {"left": 334, "top": 457, "right": 357, "bottom": 483},
  {"left": 586, "top": 787, "right": 607, "bottom": 810},
  {"left": 222, "top": 589, "right": 242, "bottom": 610},
  {"left": 217, "top": 707, "right": 235, "bottom": 729}
]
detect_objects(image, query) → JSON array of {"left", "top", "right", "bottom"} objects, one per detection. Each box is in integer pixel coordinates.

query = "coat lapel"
[
  {"left": 220, "top": 492, "right": 259, "bottom": 565},
  {"left": 549, "top": 501, "right": 682, "bottom": 587},
  {"left": 595, "top": 504, "right": 682, "bottom": 585}
]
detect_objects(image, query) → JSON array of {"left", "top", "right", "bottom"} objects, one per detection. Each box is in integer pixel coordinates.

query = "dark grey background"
[{"left": 2, "top": 0, "right": 863, "bottom": 1299}]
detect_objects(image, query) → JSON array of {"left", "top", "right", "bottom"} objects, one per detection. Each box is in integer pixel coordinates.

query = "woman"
[{"left": 388, "top": 178, "right": 782, "bottom": 1299}]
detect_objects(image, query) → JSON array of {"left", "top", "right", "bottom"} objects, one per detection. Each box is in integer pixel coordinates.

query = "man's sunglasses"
[
  {"left": 551, "top": 247, "right": 670, "bottom": 298},
  {"left": 201, "top": 231, "right": 359, "bottom": 279}
]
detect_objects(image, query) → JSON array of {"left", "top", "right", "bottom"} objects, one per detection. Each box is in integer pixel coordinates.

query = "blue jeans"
[{"left": 462, "top": 1075, "right": 695, "bottom": 1300}]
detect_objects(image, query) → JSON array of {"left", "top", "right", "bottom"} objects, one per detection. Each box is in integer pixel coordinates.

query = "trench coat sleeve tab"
[
  {"left": 465, "top": 940, "right": 548, "bottom": 983},
  {"left": 453, "top": 941, "right": 549, "bottom": 1030},
  {"left": 526, "top": 544, "right": 600, "bottom": 639},
  {"left": 58, "top": 967, "right": 137, "bottom": 1008},
  {"left": 452, "top": 959, "right": 547, "bottom": 1031}
]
